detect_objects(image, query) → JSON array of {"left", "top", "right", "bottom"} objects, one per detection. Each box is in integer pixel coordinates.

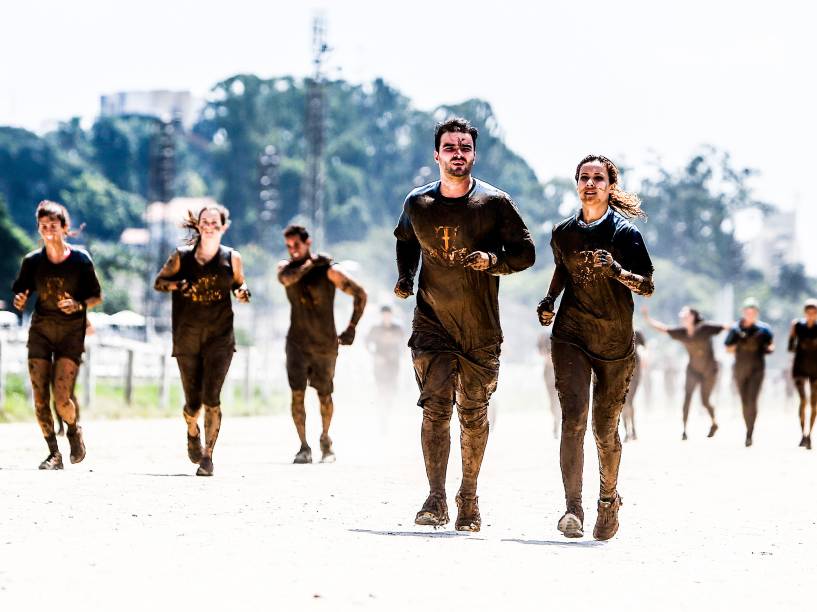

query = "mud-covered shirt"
[
  {"left": 725, "top": 321, "right": 773, "bottom": 370},
  {"left": 551, "top": 209, "right": 653, "bottom": 360},
  {"left": 394, "top": 179, "right": 535, "bottom": 353},
  {"left": 667, "top": 322, "right": 723, "bottom": 373},
  {"left": 284, "top": 255, "right": 338, "bottom": 354},
  {"left": 12, "top": 247, "right": 101, "bottom": 322}
]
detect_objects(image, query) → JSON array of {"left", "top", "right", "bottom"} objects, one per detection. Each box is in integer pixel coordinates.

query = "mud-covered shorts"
[
  {"left": 286, "top": 340, "right": 338, "bottom": 396},
  {"left": 27, "top": 315, "right": 87, "bottom": 365},
  {"left": 410, "top": 336, "right": 501, "bottom": 410}
]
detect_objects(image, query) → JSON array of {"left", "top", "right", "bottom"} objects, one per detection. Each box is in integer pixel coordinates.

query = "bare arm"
[
  {"left": 640, "top": 306, "right": 670, "bottom": 333},
  {"left": 230, "top": 251, "right": 251, "bottom": 303},
  {"left": 277, "top": 258, "right": 315, "bottom": 288},
  {"left": 154, "top": 251, "right": 184, "bottom": 292},
  {"left": 327, "top": 266, "right": 368, "bottom": 345},
  {"left": 788, "top": 321, "right": 798, "bottom": 353}
]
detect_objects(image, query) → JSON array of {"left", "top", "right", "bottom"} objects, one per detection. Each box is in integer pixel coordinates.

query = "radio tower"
[{"left": 302, "top": 14, "right": 329, "bottom": 246}]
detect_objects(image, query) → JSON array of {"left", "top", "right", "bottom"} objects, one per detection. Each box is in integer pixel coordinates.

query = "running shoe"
[
  {"left": 196, "top": 456, "right": 214, "bottom": 476},
  {"left": 454, "top": 494, "right": 481, "bottom": 532},
  {"left": 745, "top": 436, "right": 753, "bottom": 447},
  {"left": 682, "top": 432, "right": 688, "bottom": 441},
  {"left": 319, "top": 434, "right": 336, "bottom": 463},
  {"left": 66, "top": 426, "right": 86, "bottom": 464},
  {"left": 187, "top": 432, "right": 203, "bottom": 463},
  {"left": 708, "top": 424, "right": 719, "bottom": 438},
  {"left": 806, "top": 436, "right": 812, "bottom": 450},
  {"left": 799, "top": 435, "right": 807, "bottom": 448},
  {"left": 593, "top": 494, "right": 623, "bottom": 541},
  {"left": 293, "top": 444, "right": 312, "bottom": 464},
  {"left": 39, "top": 452, "right": 64, "bottom": 470},
  {"left": 415, "top": 493, "right": 449, "bottom": 527},
  {"left": 557, "top": 511, "right": 584, "bottom": 538}
]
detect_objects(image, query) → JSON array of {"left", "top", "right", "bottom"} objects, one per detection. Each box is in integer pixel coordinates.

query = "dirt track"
[{"left": 1, "top": 393, "right": 814, "bottom": 611}]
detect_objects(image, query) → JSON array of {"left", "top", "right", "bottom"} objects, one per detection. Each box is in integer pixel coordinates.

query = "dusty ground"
[{"left": 1, "top": 381, "right": 815, "bottom": 611}]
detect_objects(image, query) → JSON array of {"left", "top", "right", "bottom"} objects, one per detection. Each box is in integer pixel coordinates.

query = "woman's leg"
[
  {"left": 176, "top": 355, "right": 204, "bottom": 463},
  {"left": 700, "top": 368, "right": 719, "bottom": 436},
  {"left": 196, "top": 350, "right": 234, "bottom": 475},
  {"left": 681, "top": 369, "right": 698, "bottom": 439}
]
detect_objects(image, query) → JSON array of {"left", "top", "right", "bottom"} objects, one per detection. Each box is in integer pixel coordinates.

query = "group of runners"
[{"left": 9, "top": 117, "right": 816, "bottom": 542}]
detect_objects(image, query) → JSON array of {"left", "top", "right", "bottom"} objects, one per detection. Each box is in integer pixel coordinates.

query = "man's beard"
[{"left": 445, "top": 161, "right": 473, "bottom": 177}]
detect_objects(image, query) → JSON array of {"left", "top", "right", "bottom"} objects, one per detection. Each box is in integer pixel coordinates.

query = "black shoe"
[
  {"left": 745, "top": 436, "right": 753, "bottom": 447},
  {"left": 799, "top": 435, "right": 808, "bottom": 448},
  {"left": 707, "top": 424, "right": 719, "bottom": 438},
  {"left": 682, "top": 432, "right": 688, "bottom": 441},
  {"left": 454, "top": 494, "right": 481, "bottom": 532},
  {"left": 196, "top": 456, "right": 214, "bottom": 476},
  {"left": 66, "top": 427, "right": 86, "bottom": 464},
  {"left": 187, "top": 432, "right": 203, "bottom": 464},
  {"left": 807, "top": 436, "right": 812, "bottom": 450},
  {"left": 39, "top": 452, "right": 64, "bottom": 470},
  {"left": 293, "top": 445, "right": 312, "bottom": 464},
  {"left": 415, "top": 493, "right": 449, "bottom": 527}
]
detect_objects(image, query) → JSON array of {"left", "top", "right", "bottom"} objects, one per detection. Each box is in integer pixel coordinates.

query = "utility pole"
[{"left": 302, "top": 14, "right": 329, "bottom": 247}]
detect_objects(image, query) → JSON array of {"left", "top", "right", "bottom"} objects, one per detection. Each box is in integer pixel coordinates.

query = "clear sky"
[{"left": 3, "top": 0, "right": 814, "bottom": 262}]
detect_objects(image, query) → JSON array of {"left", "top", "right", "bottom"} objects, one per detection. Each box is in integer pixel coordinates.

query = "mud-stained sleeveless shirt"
[{"left": 285, "top": 255, "right": 338, "bottom": 354}]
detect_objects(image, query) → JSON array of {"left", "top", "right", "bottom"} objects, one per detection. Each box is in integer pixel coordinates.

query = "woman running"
[
  {"left": 154, "top": 204, "right": 250, "bottom": 476},
  {"left": 12, "top": 201, "right": 102, "bottom": 470},
  {"left": 642, "top": 306, "right": 728, "bottom": 440},
  {"left": 537, "top": 154, "right": 654, "bottom": 541},
  {"left": 725, "top": 298, "right": 774, "bottom": 447},
  {"left": 788, "top": 299, "right": 817, "bottom": 449}
]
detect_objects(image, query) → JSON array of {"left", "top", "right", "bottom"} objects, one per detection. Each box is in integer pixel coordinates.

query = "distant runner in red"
[{"left": 12, "top": 201, "right": 102, "bottom": 470}]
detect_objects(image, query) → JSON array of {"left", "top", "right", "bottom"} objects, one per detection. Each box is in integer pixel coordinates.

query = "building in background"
[{"left": 100, "top": 90, "right": 200, "bottom": 128}]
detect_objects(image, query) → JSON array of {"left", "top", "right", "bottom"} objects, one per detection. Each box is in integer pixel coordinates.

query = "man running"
[
  {"left": 788, "top": 298, "right": 817, "bottom": 449},
  {"left": 394, "top": 117, "right": 535, "bottom": 532},
  {"left": 278, "top": 225, "right": 367, "bottom": 464},
  {"left": 366, "top": 305, "right": 405, "bottom": 426},
  {"left": 725, "top": 298, "right": 774, "bottom": 447}
]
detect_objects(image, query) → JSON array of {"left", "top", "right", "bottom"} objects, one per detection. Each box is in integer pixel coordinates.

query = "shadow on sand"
[
  {"left": 502, "top": 538, "right": 606, "bottom": 548},
  {"left": 349, "top": 528, "right": 471, "bottom": 539}
]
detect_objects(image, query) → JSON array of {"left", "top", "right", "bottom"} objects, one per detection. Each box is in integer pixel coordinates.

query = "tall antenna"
[{"left": 302, "top": 14, "right": 329, "bottom": 247}]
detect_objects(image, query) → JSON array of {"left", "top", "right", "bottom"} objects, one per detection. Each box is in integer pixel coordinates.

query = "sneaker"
[
  {"left": 454, "top": 494, "right": 481, "bottom": 532},
  {"left": 39, "top": 452, "right": 64, "bottom": 470},
  {"left": 707, "top": 424, "right": 719, "bottom": 438},
  {"left": 415, "top": 493, "right": 449, "bottom": 527},
  {"left": 807, "top": 436, "right": 812, "bottom": 450},
  {"left": 593, "top": 494, "right": 623, "bottom": 541},
  {"left": 196, "top": 456, "right": 214, "bottom": 476},
  {"left": 187, "top": 432, "right": 203, "bottom": 464},
  {"left": 682, "top": 432, "right": 688, "bottom": 441},
  {"left": 799, "top": 435, "right": 807, "bottom": 448},
  {"left": 745, "top": 436, "right": 753, "bottom": 447},
  {"left": 293, "top": 445, "right": 312, "bottom": 464},
  {"left": 319, "top": 434, "right": 335, "bottom": 463},
  {"left": 557, "top": 512, "right": 584, "bottom": 538},
  {"left": 66, "top": 427, "right": 86, "bottom": 464}
]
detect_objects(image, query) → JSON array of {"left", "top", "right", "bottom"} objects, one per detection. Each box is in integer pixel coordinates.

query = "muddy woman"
[
  {"left": 538, "top": 154, "right": 654, "bottom": 541},
  {"left": 154, "top": 204, "right": 250, "bottom": 476},
  {"left": 12, "top": 200, "right": 102, "bottom": 470}
]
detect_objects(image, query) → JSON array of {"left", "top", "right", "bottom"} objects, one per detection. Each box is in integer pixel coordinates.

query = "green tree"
[{"left": 0, "top": 194, "right": 33, "bottom": 306}]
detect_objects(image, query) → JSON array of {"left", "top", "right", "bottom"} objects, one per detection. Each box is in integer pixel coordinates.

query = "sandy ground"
[{"left": 1, "top": 383, "right": 815, "bottom": 611}]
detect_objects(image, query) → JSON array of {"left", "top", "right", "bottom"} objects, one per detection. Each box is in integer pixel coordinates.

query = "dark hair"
[
  {"left": 181, "top": 204, "right": 230, "bottom": 245},
  {"left": 380, "top": 305, "right": 392, "bottom": 313},
  {"left": 575, "top": 154, "right": 646, "bottom": 220},
  {"left": 283, "top": 225, "right": 310, "bottom": 241},
  {"left": 434, "top": 117, "right": 478, "bottom": 152},
  {"left": 682, "top": 305, "right": 703, "bottom": 324},
  {"left": 36, "top": 200, "right": 82, "bottom": 237}
]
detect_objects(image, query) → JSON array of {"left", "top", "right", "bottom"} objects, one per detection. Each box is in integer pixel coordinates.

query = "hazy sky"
[{"left": 3, "top": 0, "right": 814, "bottom": 261}]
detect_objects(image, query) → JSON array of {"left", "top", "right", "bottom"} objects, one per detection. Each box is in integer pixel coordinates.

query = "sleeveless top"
[
  {"left": 170, "top": 244, "right": 235, "bottom": 355},
  {"left": 284, "top": 255, "right": 337, "bottom": 354}
]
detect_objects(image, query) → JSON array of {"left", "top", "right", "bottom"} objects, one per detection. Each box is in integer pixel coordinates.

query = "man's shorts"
[{"left": 286, "top": 341, "right": 338, "bottom": 396}]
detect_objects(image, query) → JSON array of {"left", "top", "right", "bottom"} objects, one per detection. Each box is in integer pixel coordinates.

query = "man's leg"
[
  {"left": 795, "top": 378, "right": 808, "bottom": 444},
  {"left": 286, "top": 342, "right": 311, "bottom": 463},
  {"left": 552, "top": 342, "right": 592, "bottom": 534},
  {"left": 312, "top": 352, "right": 338, "bottom": 463},
  {"left": 807, "top": 378, "right": 817, "bottom": 448},
  {"left": 412, "top": 349, "right": 456, "bottom": 526},
  {"left": 28, "top": 358, "right": 61, "bottom": 469},
  {"left": 53, "top": 357, "right": 84, "bottom": 464},
  {"left": 176, "top": 355, "right": 204, "bottom": 464},
  {"left": 744, "top": 369, "right": 764, "bottom": 445}
]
